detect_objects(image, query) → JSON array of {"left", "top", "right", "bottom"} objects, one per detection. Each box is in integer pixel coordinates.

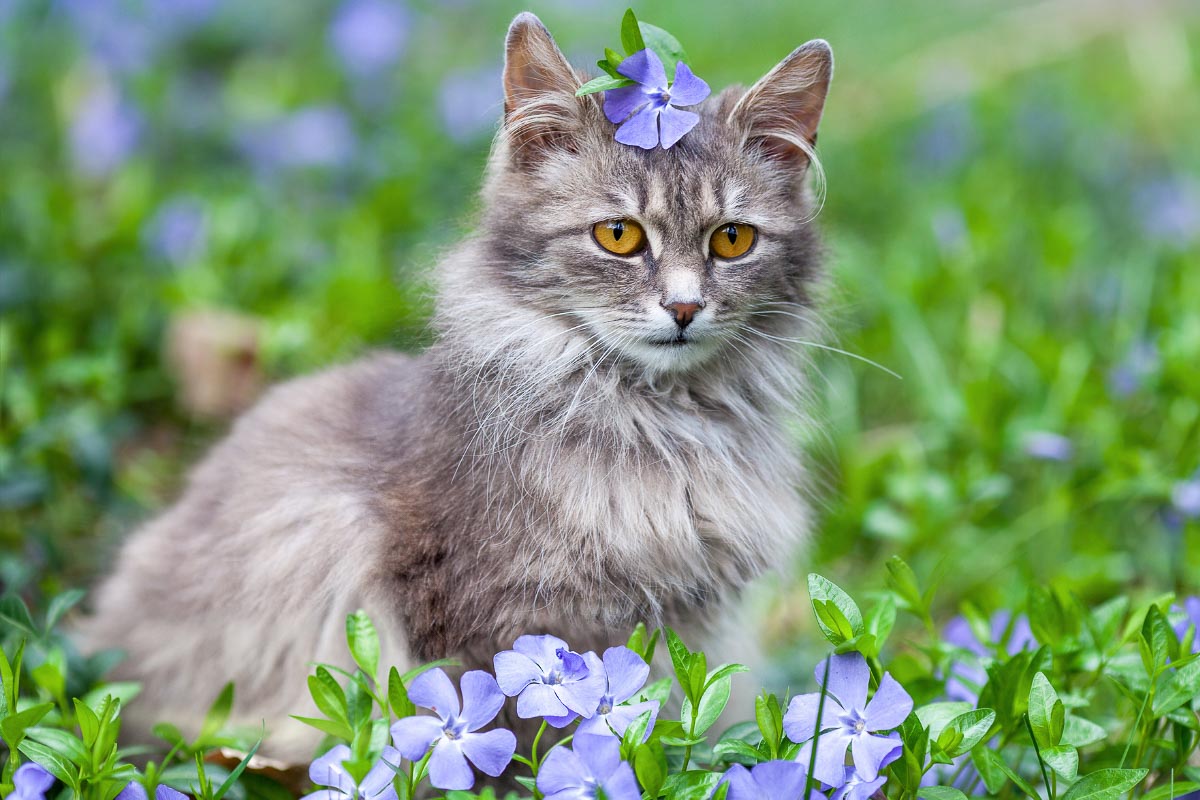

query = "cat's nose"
[{"left": 663, "top": 300, "right": 704, "bottom": 329}]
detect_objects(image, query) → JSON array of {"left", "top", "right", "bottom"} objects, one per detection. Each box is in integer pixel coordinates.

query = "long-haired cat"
[{"left": 82, "top": 12, "right": 834, "bottom": 761}]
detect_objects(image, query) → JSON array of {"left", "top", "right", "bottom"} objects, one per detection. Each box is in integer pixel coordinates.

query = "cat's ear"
[
  {"left": 502, "top": 13, "right": 587, "bottom": 166},
  {"left": 729, "top": 40, "right": 833, "bottom": 169}
]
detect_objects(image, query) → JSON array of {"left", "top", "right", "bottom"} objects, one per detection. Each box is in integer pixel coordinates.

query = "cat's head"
[{"left": 460, "top": 13, "right": 832, "bottom": 377}]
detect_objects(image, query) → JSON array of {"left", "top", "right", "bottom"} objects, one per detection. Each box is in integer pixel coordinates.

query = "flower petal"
[
  {"left": 493, "top": 650, "right": 542, "bottom": 696},
  {"left": 116, "top": 782, "right": 149, "bottom": 800},
  {"left": 657, "top": 104, "right": 698, "bottom": 149},
  {"left": 600, "top": 761, "right": 642, "bottom": 800},
  {"left": 544, "top": 712, "right": 579, "bottom": 728},
  {"left": 557, "top": 651, "right": 607, "bottom": 716},
  {"left": 578, "top": 700, "right": 659, "bottom": 740},
  {"left": 360, "top": 746, "right": 402, "bottom": 800},
  {"left": 513, "top": 634, "right": 570, "bottom": 669},
  {"left": 603, "top": 85, "right": 649, "bottom": 124},
  {"left": 850, "top": 732, "right": 902, "bottom": 782},
  {"left": 461, "top": 728, "right": 517, "bottom": 777},
  {"left": 718, "top": 764, "right": 760, "bottom": 800},
  {"left": 156, "top": 789, "right": 190, "bottom": 800},
  {"left": 389, "top": 715, "right": 443, "bottom": 760},
  {"left": 751, "top": 761, "right": 808, "bottom": 798},
  {"left": 427, "top": 739, "right": 474, "bottom": 791},
  {"left": 14, "top": 763, "right": 56, "bottom": 795},
  {"left": 614, "top": 105, "right": 661, "bottom": 149},
  {"left": 537, "top": 746, "right": 586, "bottom": 796},
  {"left": 820, "top": 653, "right": 870, "bottom": 713},
  {"left": 299, "top": 792, "right": 343, "bottom": 800},
  {"left": 796, "top": 728, "right": 851, "bottom": 788},
  {"left": 572, "top": 733, "right": 622, "bottom": 782},
  {"left": 408, "top": 668, "right": 461, "bottom": 719},
  {"left": 667, "top": 62, "right": 710, "bottom": 107},
  {"left": 308, "top": 744, "right": 357, "bottom": 795},
  {"left": 783, "top": 691, "right": 841, "bottom": 743},
  {"left": 460, "top": 670, "right": 505, "bottom": 730},
  {"left": 863, "top": 673, "right": 913, "bottom": 731},
  {"left": 516, "top": 682, "right": 571, "bottom": 719},
  {"left": 602, "top": 646, "right": 650, "bottom": 703},
  {"left": 617, "top": 48, "right": 667, "bottom": 90}
]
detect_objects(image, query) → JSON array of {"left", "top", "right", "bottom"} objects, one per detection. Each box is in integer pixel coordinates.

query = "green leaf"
[
  {"left": 918, "top": 788, "right": 969, "bottom": 800},
  {"left": 25, "top": 727, "right": 90, "bottom": 767},
  {"left": 1042, "top": 744, "right": 1079, "bottom": 781},
  {"left": 972, "top": 744, "right": 1007, "bottom": 795},
  {"left": 73, "top": 698, "right": 100, "bottom": 747},
  {"left": 659, "top": 734, "right": 706, "bottom": 747},
  {"left": 1141, "top": 605, "right": 1175, "bottom": 678},
  {"left": 664, "top": 628, "right": 693, "bottom": 702},
  {"left": 705, "top": 663, "right": 748, "bottom": 692},
  {"left": 808, "top": 574, "right": 865, "bottom": 645},
  {"left": 290, "top": 715, "right": 353, "bottom": 741},
  {"left": 638, "top": 21, "right": 688, "bottom": 81},
  {"left": 662, "top": 769, "right": 722, "bottom": 800},
  {"left": 683, "top": 675, "right": 731, "bottom": 737},
  {"left": 18, "top": 740, "right": 78, "bottom": 788},
  {"left": 0, "top": 702, "right": 54, "bottom": 747},
  {"left": 865, "top": 595, "right": 897, "bottom": 648},
  {"left": 309, "top": 668, "right": 348, "bottom": 725},
  {"left": 1142, "top": 781, "right": 1200, "bottom": 800},
  {"left": 639, "top": 676, "right": 674, "bottom": 707},
  {"left": 1028, "top": 585, "right": 1066, "bottom": 649},
  {"left": 755, "top": 692, "right": 782, "bottom": 760},
  {"left": 1028, "top": 673, "right": 1064, "bottom": 749},
  {"left": 387, "top": 666, "right": 415, "bottom": 719},
  {"left": 346, "top": 611, "right": 381, "bottom": 682},
  {"left": 634, "top": 740, "right": 666, "bottom": 798},
  {"left": 0, "top": 595, "right": 38, "bottom": 637},
  {"left": 686, "top": 652, "right": 708, "bottom": 706},
  {"left": 938, "top": 708, "right": 996, "bottom": 757},
  {"left": 1060, "top": 769, "right": 1149, "bottom": 800},
  {"left": 712, "top": 739, "right": 762, "bottom": 765},
  {"left": 44, "top": 589, "right": 86, "bottom": 631},
  {"left": 605, "top": 47, "right": 625, "bottom": 67},
  {"left": 619, "top": 8, "right": 645, "bottom": 56},
  {"left": 886, "top": 556, "right": 925, "bottom": 616},
  {"left": 1061, "top": 715, "right": 1108, "bottom": 748},
  {"left": 621, "top": 709, "right": 654, "bottom": 756},
  {"left": 199, "top": 682, "right": 235, "bottom": 743},
  {"left": 915, "top": 702, "right": 973, "bottom": 741},
  {"left": 1153, "top": 660, "right": 1200, "bottom": 716},
  {"left": 981, "top": 746, "right": 1043, "bottom": 800},
  {"left": 213, "top": 734, "right": 263, "bottom": 800}
]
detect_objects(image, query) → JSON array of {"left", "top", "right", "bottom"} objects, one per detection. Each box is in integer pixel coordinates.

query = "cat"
[{"left": 80, "top": 12, "right": 834, "bottom": 763}]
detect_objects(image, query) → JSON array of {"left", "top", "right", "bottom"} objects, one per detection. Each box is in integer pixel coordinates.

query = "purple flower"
[
  {"left": 830, "top": 765, "right": 889, "bottom": 800},
  {"left": 69, "top": 80, "right": 141, "bottom": 178},
  {"left": 1172, "top": 597, "right": 1200, "bottom": 654},
  {"left": 1134, "top": 175, "right": 1200, "bottom": 247},
  {"left": 116, "top": 782, "right": 147, "bottom": 800},
  {"left": 943, "top": 612, "right": 1036, "bottom": 704},
  {"left": 145, "top": 197, "right": 208, "bottom": 265},
  {"left": 11, "top": 763, "right": 54, "bottom": 800},
  {"left": 493, "top": 635, "right": 606, "bottom": 727},
  {"left": 389, "top": 669, "right": 515, "bottom": 791},
  {"left": 437, "top": 66, "right": 503, "bottom": 143},
  {"left": 156, "top": 788, "right": 189, "bottom": 800},
  {"left": 1023, "top": 431, "right": 1073, "bottom": 462},
  {"left": 717, "top": 761, "right": 823, "bottom": 800},
  {"left": 1173, "top": 476, "right": 1200, "bottom": 519},
  {"left": 1108, "top": 339, "right": 1159, "bottom": 398},
  {"left": 537, "top": 733, "right": 640, "bottom": 800},
  {"left": 602, "top": 48, "right": 710, "bottom": 150},
  {"left": 239, "top": 106, "right": 356, "bottom": 172},
  {"left": 303, "top": 744, "right": 400, "bottom": 800},
  {"left": 784, "top": 653, "right": 911, "bottom": 786},
  {"left": 576, "top": 646, "right": 659, "bottom": 741},
  {"left": 329, "top": 0, "right": 409, "bottom": 78}
]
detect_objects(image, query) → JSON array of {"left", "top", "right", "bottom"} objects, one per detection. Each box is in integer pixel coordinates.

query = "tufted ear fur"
[
  {"left": 502, "top": 12, "right": 588, "bottom": 167},
  {"left": 729, "top": 40, "right": 833, "bottom": 169}
]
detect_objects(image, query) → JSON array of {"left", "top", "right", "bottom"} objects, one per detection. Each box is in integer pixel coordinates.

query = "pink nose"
[{"left": 664, "top": 301, "right": 703, "bottom": 329}]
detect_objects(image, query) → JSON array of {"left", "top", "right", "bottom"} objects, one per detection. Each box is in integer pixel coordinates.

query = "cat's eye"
[
  {"left": 592, "top": 219, "right": 647, "bottom": 256},
  {"left": 709, "top": 223, "right": 756, "bottom": 260}
]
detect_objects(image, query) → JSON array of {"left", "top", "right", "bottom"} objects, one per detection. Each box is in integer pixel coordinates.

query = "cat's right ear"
[{"left": 502, "top": 13, "right": 588, "bottom": 167}]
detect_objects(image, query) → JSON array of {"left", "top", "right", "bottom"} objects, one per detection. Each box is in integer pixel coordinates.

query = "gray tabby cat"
[{"left": 81, "top": 13, "right": 834, "bottom": 762}]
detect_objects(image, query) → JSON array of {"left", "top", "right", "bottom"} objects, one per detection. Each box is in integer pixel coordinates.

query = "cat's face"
[{"left": 475, "top": 14, "right": 831, "bottom": 376}]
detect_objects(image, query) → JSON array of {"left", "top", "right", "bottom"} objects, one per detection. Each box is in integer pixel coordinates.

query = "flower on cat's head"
[
  {"left": 603, "top": 48, "right": 710, "bottom": 150},
  {"left": 303, "top": 744, "right": 400, "bottom": 800},
  {"left": 576, "top": 645, "right": 659, "bottom": 740},
  {"left": 537, "top": 733, "right": 641, "bottom": 800},
  {"left": 389, "top": 669, "right": 516, "bottom": 791},
  {"left": 493, "top": 634, "right": 606, "bottom": 727}
]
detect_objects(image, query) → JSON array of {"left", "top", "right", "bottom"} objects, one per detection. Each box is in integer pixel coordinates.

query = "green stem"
[
  {"left": 529, "top": 720, "right": 549, "bottom": 800},
  {"left": 408, "top": 750, "right": 432, "bottom": 798}
]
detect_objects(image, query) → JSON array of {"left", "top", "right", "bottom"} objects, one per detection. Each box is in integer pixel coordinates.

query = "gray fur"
[{"left": 81, "top": 13, "right": 834, "bottom": 762}]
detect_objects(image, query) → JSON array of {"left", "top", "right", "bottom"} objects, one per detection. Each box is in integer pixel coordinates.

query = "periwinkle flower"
[
  {"left": 239, "top": 106, "right": 356, "bottom": 172},
  {"left": 576, "top": 646, "right": 659, "bottom": 741},
  {"left": 717, "top": 761, "right": 823, "bottom": 800},
  {"left": 1133, "top": 175, "right": 1200, "bottom": 247},
  {"left": 389, "top": 668, "right": 516, "bottom": 791},
  {"left": 1023, "top": 431, "right": 1073, "bottom": 463},
  {"left": 69, "top": 80, "right": 141, "bottom": 178},
  {"left": 830, "top": 765, "right": 889, "bottom": 800},
  {"left": 943, "top": 611, "right": 1036, "bottom": 704},
  {"left": 146, "top": 197, "right": 208, "bottom": 266},
  {"left": 1172, "top": 596, "right": 1200, "bottom": 654},
  {"left": 329, "top": 0, "right": 409, "bottom": 78},
  {"left": 493, "top": 635, "right": 606, "bottom": 727},
  {"left": 11, "top": 763, "right": 54, "bottom": 800},
  {"left": 303, "top": 744, "right": 400, "bottom": 800},
  {"left": 602, "top": 48, "right": 710, "bottom": 150},
  {"left": 1108, "top": 339, "right": 1159, "bottom": 398},
  {"left": 537, "top": 733, "right": 640, "bottom": 800},
  {"left": 784, "top": 653, "right": 911, "bottom": 786},
  {"left": 1173, "top": 476, "right": 1200, "bottom": 519},
  {"left": 437, "top": 66, "right": 503, "bottom": 143}
]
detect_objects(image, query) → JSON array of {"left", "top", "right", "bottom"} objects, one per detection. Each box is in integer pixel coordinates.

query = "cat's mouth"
[{"left": 649, "top": 335, "right": 690, "bottom": 347}]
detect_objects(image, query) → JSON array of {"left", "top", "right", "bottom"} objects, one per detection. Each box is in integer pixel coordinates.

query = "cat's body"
[{"left": 82, "top": 14, "right": 834, "bottom": 762}]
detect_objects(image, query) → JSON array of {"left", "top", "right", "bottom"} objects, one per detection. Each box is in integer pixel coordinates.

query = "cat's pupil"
[
  {"left": 612, "top": 222, "right": 625, "bottom": 240},
  {"left": 725, "top": 225, "right": 738, "bottom": 245}
]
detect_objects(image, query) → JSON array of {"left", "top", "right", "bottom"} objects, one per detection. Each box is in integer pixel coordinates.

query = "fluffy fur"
[{"left": 81, "top": 13, "right": 834, "bottom": 762}]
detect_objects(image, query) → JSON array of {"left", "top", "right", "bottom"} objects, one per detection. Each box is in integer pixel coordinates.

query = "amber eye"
[
  {"left": 592, "top": 219, "right": 647, "bottom": 256},
  {"left": 709, "top": 223, "right": 756, "bottom": 259}
]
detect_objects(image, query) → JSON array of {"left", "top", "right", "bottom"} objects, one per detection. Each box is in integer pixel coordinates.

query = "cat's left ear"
[
  {"left": 729, "top": 40, "right": 833, "bottom": 169},
  {"left": 502, "top": 12, "right": 588, "bottom": 166}
]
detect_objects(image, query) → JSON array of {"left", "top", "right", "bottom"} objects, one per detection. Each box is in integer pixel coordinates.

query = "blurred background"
[{"left": 1, "top": 0, "right": 1198, "bottom": 676}]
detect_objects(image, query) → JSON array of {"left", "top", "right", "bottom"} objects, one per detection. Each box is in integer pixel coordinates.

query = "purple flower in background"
[
  {"left": 329, "top": 0, "right": 409, "bottom": 78},
  {"left": 156, "top": 789, "right": 189, "bottom": 800},
  {"left": 494, "top": 635, "right": 606, "bottom": 727},
  {"left": 69, "top": 80, "right": 141, "bottom": 178},
  {"left": 717, "top": 761, "right": 822, "bottom": 800},
  {"left": 1173, "top": 474, "right": 1200, "bottom": 520},
  {"left": 437, "top": 66, "right": 503, "bottom": 143},
  {"left": 303, "top": 744, "right": 399, "bottom": 800},
  {"left": 1172, "top": 597, "right": 1200, "bottom": 654},
  {"left": 943, "top": 611, "right": 1036, "bottom": 703},
  {"left": 537, "top": 733, "right": 640, "bottom": 800},
  {"left": 603, "top": 48, "right": 710, "bottom": 150},
  {"left": 576, "top": 646, "right": 659, "bottom": 741},
  {"left": 784, "top": 653, "right": 911, "bottom": 786},
  {"left": 240, "top": 106, "right": 356, "bottom": 171},
  {"left": 146, "top": 196, "right": 208, "bottom": 265},
  {"left": 1134, "top": 175, "right": 1200, "bottom": 247},
  {"left": 830, "top": 765, "right": 889, "bottom": 800},
  {"left": 11, "top": 763, "right": 54, "bottom": 800},
  {"left": 1023, "top": 431, "right": 1073, "bottom": 462},
  {"left": 57, "top": 0, "right": 155, "bottom": 73},
  {"left": 390, "top": 669, "right": 515, "bottom": 791},
  {"left": 1108, "top": 339, "right": 1159, "bottom": 398},
  {"left": 115, "top": 782, "right": 147, "bottom": 800}
]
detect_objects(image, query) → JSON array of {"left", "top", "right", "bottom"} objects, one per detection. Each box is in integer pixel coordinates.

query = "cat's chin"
[{"left": 622, "top": 335, "right": 721, "bottom": 374}]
